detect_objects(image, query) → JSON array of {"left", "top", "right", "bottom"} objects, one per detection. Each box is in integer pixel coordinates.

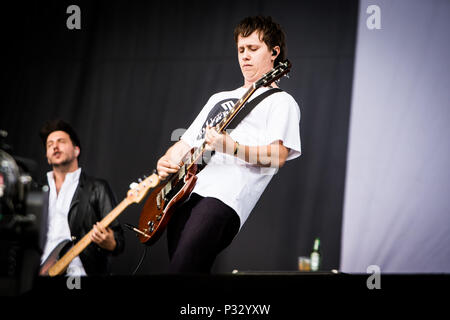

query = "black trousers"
[{"left": 167, "top": 193, "right": 240, "bottom": 273}]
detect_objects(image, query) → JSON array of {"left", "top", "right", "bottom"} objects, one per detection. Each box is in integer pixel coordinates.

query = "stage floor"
[{"left": 7, "top": 272, "right": 448, "bottom": 314}]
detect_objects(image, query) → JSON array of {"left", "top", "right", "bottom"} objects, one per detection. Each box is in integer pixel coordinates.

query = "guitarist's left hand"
[
  {"left": 205, "top": 125, "right": 236, "bottom": 154},
  {"left": 91, "top": 222, "right": 117, "bottom": 251}
]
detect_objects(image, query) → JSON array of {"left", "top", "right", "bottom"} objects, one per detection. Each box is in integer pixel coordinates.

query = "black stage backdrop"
[{"left": 0, "top": 0, "right": 357, "bottom": 274}]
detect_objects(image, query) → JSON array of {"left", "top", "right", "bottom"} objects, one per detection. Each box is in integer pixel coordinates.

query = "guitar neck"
[
  {"left": 187, "top": 85, "right": 257, "bottom": 169},
  {"left": 218, "top": 85, "right": 257, "bottom": 133},
  {"left": 48, "top": 198, "right": 131, "bottom": 276},
  {"left": 170, "top": 60, "right": 291, "bottom": 185}
]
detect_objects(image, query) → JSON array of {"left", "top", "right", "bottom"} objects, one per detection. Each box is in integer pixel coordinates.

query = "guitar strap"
[
  {"left": 200, "top": 87, "right": 283, "bottom": 167},
  {"left": 226, "top": 88, "right": 283, "bottom": 130}
]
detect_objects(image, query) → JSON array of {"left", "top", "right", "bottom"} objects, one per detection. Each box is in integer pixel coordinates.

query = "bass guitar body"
[
  {"left": 39, "top": 239, "right": 73, "bottom": 276},
  {"left": 138, "top": 159, "right": 198, "bottom": 245}
]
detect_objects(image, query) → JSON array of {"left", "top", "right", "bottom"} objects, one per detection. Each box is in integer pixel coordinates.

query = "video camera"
[{"left": 0, "top": 130, "right": 47, "bottom": 296}]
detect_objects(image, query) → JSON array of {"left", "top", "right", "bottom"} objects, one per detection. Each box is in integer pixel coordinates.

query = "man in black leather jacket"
[{"left": 39, "top": 119, "right": 124, "bottom": 275}]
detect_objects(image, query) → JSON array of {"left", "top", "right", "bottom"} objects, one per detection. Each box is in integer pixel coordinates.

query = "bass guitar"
[
  {"left": 137, "top": 60, "right": 292, "bottom": 246},
  {"left": 39, "top": 173, "right": 159, "bottom": 276}
]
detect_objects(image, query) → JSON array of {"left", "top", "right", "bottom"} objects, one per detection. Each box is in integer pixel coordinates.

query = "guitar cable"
[
  {"left": 132, "top": 245, "right": 148, "bottom": 275},
  {"left": 125, "top": 223, "right": 149, "bottom": 275}
]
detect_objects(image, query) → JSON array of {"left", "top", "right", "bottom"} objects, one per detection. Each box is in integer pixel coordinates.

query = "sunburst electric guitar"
[
  {"left": 39, "top": 173, "right": 159, "bottom": 276},
  {"left": 137, "top": 60, "right": 292, "bottom": 246}
]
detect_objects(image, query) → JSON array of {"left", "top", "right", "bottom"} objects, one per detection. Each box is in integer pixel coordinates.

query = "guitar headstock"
[
  {"left": 127, "top": 172, "right": 160, "bottom": 204},
  {"left": 254, "top": 60, "right": 292, "bottom": 89}
]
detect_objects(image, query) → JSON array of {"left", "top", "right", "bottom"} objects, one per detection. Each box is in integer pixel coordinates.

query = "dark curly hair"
[
  {"left": 234, "top": 15, "right": 287, "bottom": 66},
  {"left": 39, "top": 119, "right": 81, "bottom": 157}
]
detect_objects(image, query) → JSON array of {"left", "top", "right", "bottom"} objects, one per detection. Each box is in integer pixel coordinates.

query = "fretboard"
[
  {"left": 48, "top": 198, "right": 132, "bottom": 276},
  {"left": 186, "top": 85, "right": 257, "bottom": 169}
]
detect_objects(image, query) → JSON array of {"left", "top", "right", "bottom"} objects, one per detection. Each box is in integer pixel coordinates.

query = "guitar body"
[
  {"left": 39, "top": 239, "right": 73, "bottom": 276},
  {"left": 138, "top": 162, "right": 198, "bottom": 245}
]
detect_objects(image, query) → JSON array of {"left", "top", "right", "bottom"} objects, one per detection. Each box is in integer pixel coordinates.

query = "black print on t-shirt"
[{"left": 196, "top": 98, "right": 239, "bottom": 140}]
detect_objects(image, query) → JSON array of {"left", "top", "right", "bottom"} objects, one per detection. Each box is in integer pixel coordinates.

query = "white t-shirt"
[
  {"left": 181, "top": 87, "right": 301, "bottom": 228},
  {"left": 41, "top": 168, "right": 87, "bottom": 276}
]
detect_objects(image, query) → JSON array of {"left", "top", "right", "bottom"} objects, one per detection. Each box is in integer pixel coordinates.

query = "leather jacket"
[{"left": 41, "top": 172, "right": 125, "bottom": 275}]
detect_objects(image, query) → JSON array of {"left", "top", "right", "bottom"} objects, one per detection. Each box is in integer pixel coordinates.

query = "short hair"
[
  {"left": 233, "top": 15, "right": 287, "bottom": 66},
  {"left": 39, "top": 119, "right": 81, "bottom": 156}
]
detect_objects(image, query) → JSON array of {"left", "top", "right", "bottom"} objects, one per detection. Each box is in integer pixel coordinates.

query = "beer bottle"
[{"left": 310, "top": 238, "right": 321, "bottom": 271}]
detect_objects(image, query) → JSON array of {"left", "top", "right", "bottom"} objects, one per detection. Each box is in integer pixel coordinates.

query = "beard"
[
  {"left": 49, "top": 152, "right": 77, "bottom": 169},
  {"left": 51, "top": 158, "right": 73, "bottom": 168}
]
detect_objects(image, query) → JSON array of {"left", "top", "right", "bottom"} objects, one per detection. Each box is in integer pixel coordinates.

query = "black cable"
[
  {"left": 124, "top": 223, "right": 149, "bottom": 275},
  {"left": 132, "top": 245, "right": 148, "bottom": 275}
]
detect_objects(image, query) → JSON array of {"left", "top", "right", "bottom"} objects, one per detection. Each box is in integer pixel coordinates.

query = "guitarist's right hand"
[{"left": 157, "top": 155, "right": 180, "bottom": 180}]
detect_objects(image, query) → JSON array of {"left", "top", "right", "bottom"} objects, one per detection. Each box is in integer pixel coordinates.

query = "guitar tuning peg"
[
  {"left": 138, "top": 178, "right": 143, "bottom": 183},
  {"left": 129, "top": 182, "right": 139, "bottom": 190},
  {"left": 142, "top": 175, "right": 147, "bottom": 179}
]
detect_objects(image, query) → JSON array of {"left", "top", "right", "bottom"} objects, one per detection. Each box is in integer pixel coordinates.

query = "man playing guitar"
[
  {"left": 157, "top": 16, "right": 301, "bottom": 273},
  {"left": 39, "top": 120, "right": 124, "bottom": 275}
]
